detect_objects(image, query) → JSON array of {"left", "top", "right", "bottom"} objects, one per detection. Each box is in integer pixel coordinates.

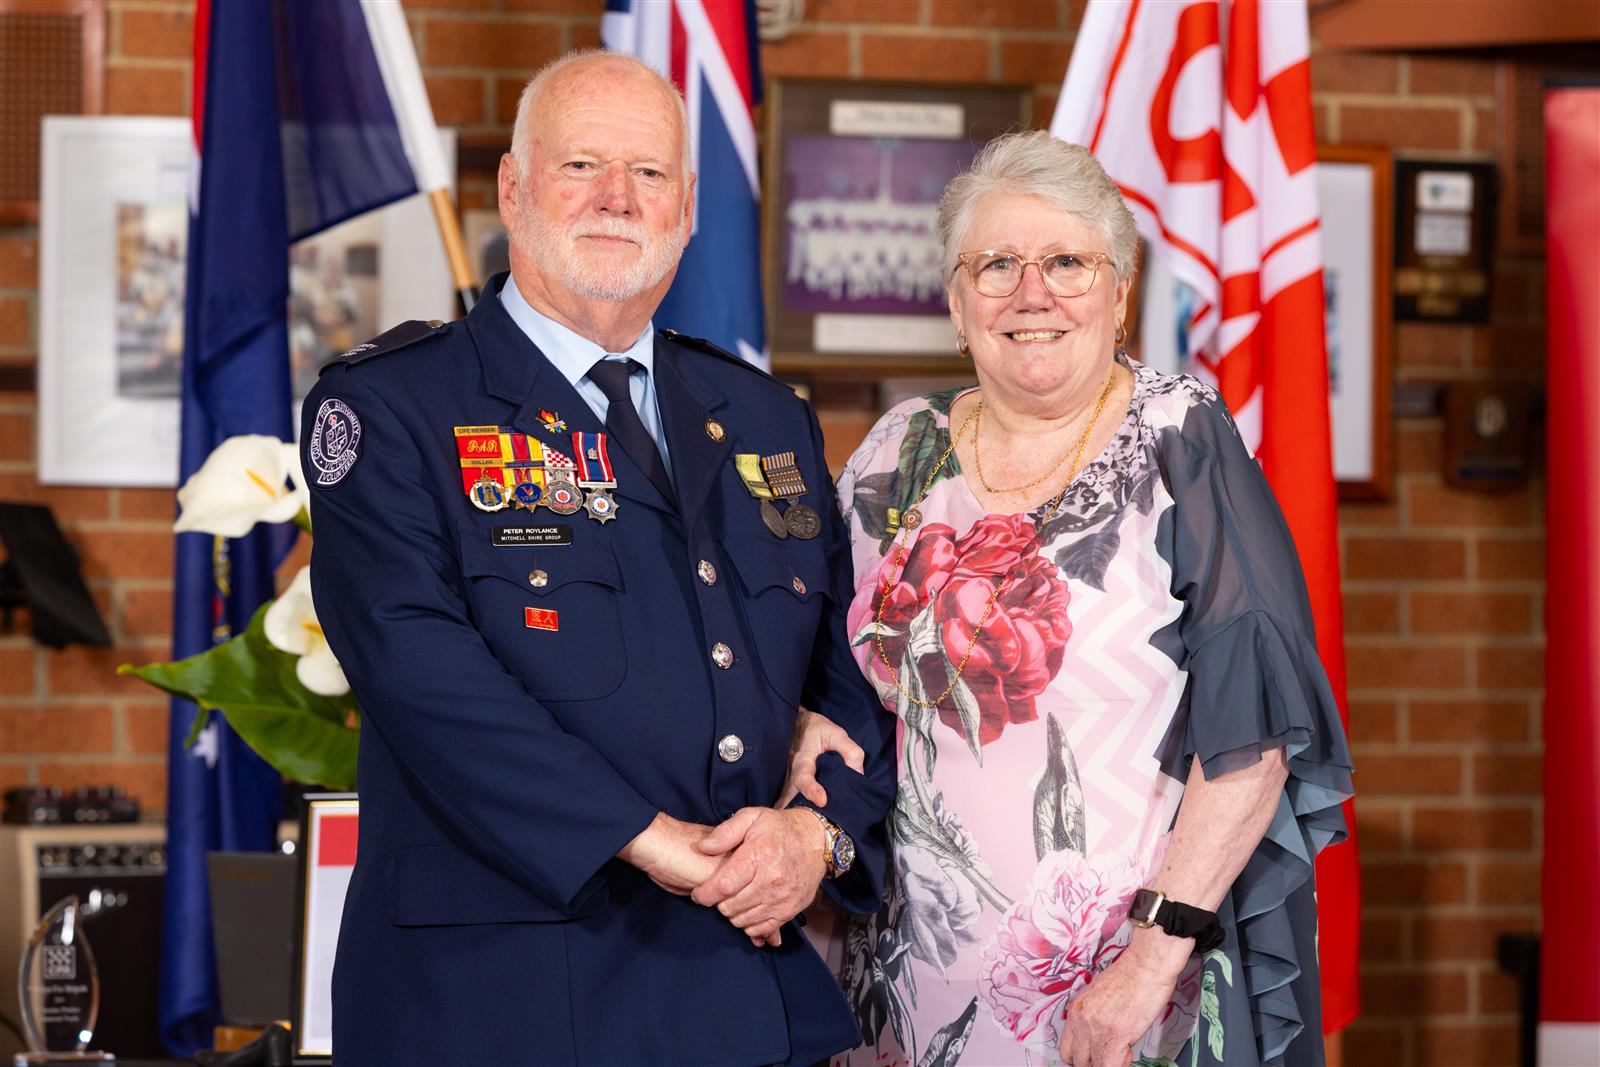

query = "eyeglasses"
[{"left": 954, "top": 250, "right": 1111, "bottom": 298}]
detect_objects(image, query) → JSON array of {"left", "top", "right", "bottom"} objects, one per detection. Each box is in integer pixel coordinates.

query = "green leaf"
[
  {"left": 1204, "top": 947, "right": 1235, "bottom": 987},
  {"left": 893, "top": 410, "right": 952, "bottom": 517},
  {"left": 119, "top": 602, "right": 359, "bottom": 789}
]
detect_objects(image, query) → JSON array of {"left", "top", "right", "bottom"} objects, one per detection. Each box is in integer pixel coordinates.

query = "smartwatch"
[{"left": 1129, "top": 888, "right": 1225, "bottom": 955}]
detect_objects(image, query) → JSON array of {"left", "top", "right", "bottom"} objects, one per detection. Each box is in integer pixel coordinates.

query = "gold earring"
[
  {"left": 1114, "top": 324, "right": 1127, "bottom": 345},
  {"left": 957, "top": 334, "right": 971, "bottom": 358}
]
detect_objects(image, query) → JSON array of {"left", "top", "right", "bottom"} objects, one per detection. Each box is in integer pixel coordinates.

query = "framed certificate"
[{"left": 292, "top": 793, "right": 359, "bottom": 1062}]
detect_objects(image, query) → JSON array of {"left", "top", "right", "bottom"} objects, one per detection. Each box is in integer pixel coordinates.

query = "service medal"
[
  {"left": 469, "top": 475, "right": 509, "bottom": 512},
  {"left": 545, "top": 477, "right": 583, "bottom": 515},
  {"left": 511, "top": 481, "right": 544, "bottom": 509},
  {"left": 783, "top": 503, "right": 821, "bottom": 540},
  {"left": 584, "top": 490, "right": 618, "bottom": 524},
  {"left": 760, "top": 499, "right": 789, "bottom": 539}
]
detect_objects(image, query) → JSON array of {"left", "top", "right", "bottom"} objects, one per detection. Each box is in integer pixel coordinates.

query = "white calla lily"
[
  {"left": 174, "top": 435, "right": 308, "bottom": 538},
  {"left": 264, "top": 566, "right": 350, "bottom": 696}
]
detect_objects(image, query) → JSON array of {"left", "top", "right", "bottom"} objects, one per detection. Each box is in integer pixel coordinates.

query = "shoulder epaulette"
[
  {"left": 658, "top": 328, "right": 783, "bottom": 387},
  {"left": 320, "top": 318, "right": 452, "bottom": 375}
]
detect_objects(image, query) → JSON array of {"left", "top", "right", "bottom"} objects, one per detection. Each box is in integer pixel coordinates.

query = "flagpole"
[{"left": 428, "top": 188, "right": 478, "bottom": 313}]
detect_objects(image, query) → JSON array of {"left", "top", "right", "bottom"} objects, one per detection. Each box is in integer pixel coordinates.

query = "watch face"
[{"left": 832, "top": 833, "right": 856, "bottom": 874}]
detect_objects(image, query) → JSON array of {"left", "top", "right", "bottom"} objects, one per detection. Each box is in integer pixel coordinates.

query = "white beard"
[{"left": 519, "top": 206, "right": 687, "bottom": 303}]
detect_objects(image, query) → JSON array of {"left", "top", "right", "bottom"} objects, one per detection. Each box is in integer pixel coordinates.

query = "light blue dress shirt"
[{"left": 498, "top": 274, "right": 671, "bottom": 477}]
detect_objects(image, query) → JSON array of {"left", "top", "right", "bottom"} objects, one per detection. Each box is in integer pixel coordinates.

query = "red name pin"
[{"left": 524, "top": 607, "right": 559, "bottom": 632}]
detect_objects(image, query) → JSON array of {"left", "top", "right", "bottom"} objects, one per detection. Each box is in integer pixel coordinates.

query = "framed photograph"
[
  {"left": 763, "top": 80, "right": 1030, "bottom": 376},
  {"left": 292, "top": 793, "right": 359, "bottom": 1062},
  {"left": 37, "top": 116, "right": 456, "bottom": 487},
  {"left": 1133, "top": 145, "right": 1393, "bottom": 500},
  {"left": 1319, "top": 143, "right": 1394, "bottom": 500}
]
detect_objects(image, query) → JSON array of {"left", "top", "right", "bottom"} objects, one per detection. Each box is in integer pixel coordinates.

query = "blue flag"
[{"left": 163, "top": 0, "right": 422, "bottom": 1053}]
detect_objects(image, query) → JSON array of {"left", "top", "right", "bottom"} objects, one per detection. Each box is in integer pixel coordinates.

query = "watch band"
[
  {"left": 1129, "top": 888, "right": 1225, "bottom": 955},
  {"left": 803, "top": 806, "right": 851, "bottom": 878}
]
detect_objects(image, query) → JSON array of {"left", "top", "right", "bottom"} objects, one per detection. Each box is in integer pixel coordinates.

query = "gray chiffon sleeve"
[{"left": 1154, "top": 390, "right": 1355, "bottom": 1064}]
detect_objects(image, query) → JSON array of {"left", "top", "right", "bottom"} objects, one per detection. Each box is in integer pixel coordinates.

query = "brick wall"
[{"left": 0, "top": 3, "right": 1564, "bottom": 1064}]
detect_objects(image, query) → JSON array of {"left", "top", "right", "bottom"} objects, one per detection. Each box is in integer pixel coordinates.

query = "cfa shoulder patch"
[
  {"left": 307, "top": 396, "right": 361, "bottom": 488},
  {"left": 319, "top": 318, "right": 451, "bottom": 376},
  {"left": 658, "top": 328, "right": 783, "bottom": 387}
]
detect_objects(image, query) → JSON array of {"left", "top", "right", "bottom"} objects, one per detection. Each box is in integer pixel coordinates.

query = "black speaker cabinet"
[{"left": 0, "top": 823, "right": 167, "bottom": 1060}]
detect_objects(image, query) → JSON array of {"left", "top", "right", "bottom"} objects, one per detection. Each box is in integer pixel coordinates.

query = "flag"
[
  {"left": 1540, "top": 85, "right": 1600, "bottom": 1067},
  {"left": 1052, "top": 0, "right": 1360, "bottom": 1033},
  {"left": 602, "top": 0, "right": 767, "bottom": 367},
  {"left": 164, "top": 0, "right": 445, "bottom": 1053}
]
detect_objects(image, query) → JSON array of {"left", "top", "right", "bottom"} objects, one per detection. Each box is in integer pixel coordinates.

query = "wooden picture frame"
[
  {"left": 292, "top": 793, "right": 359, "bottom": 1063},
  {"left": 1318, "top": 143, "right": 1394, "bottom": 501},
  {"left": 762, "top": 79, "right": 1030, "bottom": 378}
]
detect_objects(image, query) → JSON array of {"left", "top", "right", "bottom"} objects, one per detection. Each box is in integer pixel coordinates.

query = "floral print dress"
[{"left": 833, "top": 358, "right": 1354, "bottom": 1067}]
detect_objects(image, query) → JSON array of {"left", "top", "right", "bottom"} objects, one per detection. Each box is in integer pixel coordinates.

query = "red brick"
[
  {"left": 809, "top": 0, "right": 921, "bottom": 22},
  {"left": 1356, "top": 803, "right": 1403, "bottom": 847},
  {"left": 1338, "top": 496, "right": 1402, "bottom": 528},
  {"left": 1311, "top": 49, "right": 1400, "bottom": 94},
  {"left": 931, "top": 0, "right": 1060, "bottom": 28},
  {"left": 119, "top": 586, "right": 173, "bottom": 639},
  {"left": 425, "top": 75, "right": 486, "bottom": 126},
  {"left": 1472, "top": 752, "right": 1542, "bottom": 797},
  {"left": 123, "top": 700, "right": 170, "bottom": 755},
  {"left": 1417, "top": 1022, "right": 1518, "bottom": 1067},
  {"left": 1476, "top": 536, "right": 1543, "bottom": 581},
  {"left": 1360, "top": 968, "right": 1470, "bottom": 1016},
  {"left": 1359, "top": 753, "right": 1463, "bottom": 797},
  {"left": 45, "top": 644, "right": 166, "bottom": 698},
  {"left": 105, "top": 66, "right": 187, "bottom": 116},
  {"left": 1363, "top": 859, "right": 1468, "bottom": 907},
  {"left": 1408, "top": 55, "right": 1498, "bottom": 97},
  {"left": 34, "top": 760, "right": 167, "bottom": 814},
  {"left": 1414, "top": 913, "right": 1536, "bottom": 962},
  {"left": 400, "top": 0, "right": 493, "bottom": 8},
  {"left": 1408, "top": 482, "right": 1535, "bottom": 529},
  {"left": 502, "top": 0, "right": 607, "bottom": 12},
  {"left": 1411, "top": 590, "right": 1533, "bottom": 636},
  {"left": 1477, "top": 970, "right": 1521, "bottom": 1014},
  {"left": 1477, "top": 645, "right": 1543, "bottom": 690},
  {"left": 0, "top": 234, "right": 37, "bottom": 287},
  {"left": 860, "top": 34, "right": 989, "bottom": 83},
  {"left": 1478, "top": 859, "right": 1541, "bottom": 906},
  {"left": 1344, "top": 535, "right": 1466, "bottom": 580},
  {"left": 0, "top": 765, "right": 32, "bottom": 792},
  {"left": 1396, "top": 321, "right": 1470, "bottom": 368},
  {"left": 0, "top": 705, "right": 114, "bottom": 754},
  {"left": 1360, "top": 916, "right": 1406, "bottom": 962},
  {"left": 1490, "top": 263, "right": 1538, "bottom": 320},
  {"left": 0, "top": 474, "right": 112, "bottom": 522},
  {"left": 120, "top": 8, "right": 193, "bottom": 60},
  {"left": 1036, "top": 89, "right": 1058, "bottom": 130},
  {"left": 1340, "top": 103, "right": 1463, "bottom": 151},
  {"left": 0, "top": 645, "right": 37, "bottom": 696},
  {"left": 1314, "top": 101, "right": 1331, "bottom": 144},
  {"left": 0, "top": 297, "right": 29, "bottom": 347},
  {"left": 1347, "top": 698, "right": 1399, "bottom": 744},
  {"left": 1411, "top": 700, "right": 1532, "bottom": 744},
  {"left": 1000, "top": 39, "right": 1073, "bottom": 85},
  {"left": 0, "top": 410, "right": 29, "bottom": 462},
  {"left": 496, "top": 78, "right": 528, "bottom": 126},
  {"left": 1343, "top": 590, "right": 1400, "bottom": 634},
  {"left": 423, "top": 18, "right": 560, "bottom": 70},
  {"left": 761, "top": 32, "right": 853, "bottom": 79},
  {"left": 1347, "top": 644, "right": 1467, "bottom": 690},
  {"left": 567, "top": 23, "right": 602, "bottom": 51},
  {"left": 1413, "top": 805, "right": 1535, "bottom": 851},
  {"left": 116, "top": 488, "right": 177, "bottom": 522},
  {"left": 71, "top": 529, "right": 174, "bottom": 582},
  {"left": 1396, "top": 423, "right": 1444, "bottom": 474},
  {"left": 1343, "top": 1022, "right": 1407, "bottom": 1066}
]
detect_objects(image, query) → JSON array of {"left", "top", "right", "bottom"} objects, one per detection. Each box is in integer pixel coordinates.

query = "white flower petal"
[
  {"left": 174, "top": 434, "right": 300, "bottom": 537},
  {"left": 263, "top": 567, "right": 316, "bottom": 655},
  {"left": 297, "top": 639, "right": 350, "bottom": 696}
]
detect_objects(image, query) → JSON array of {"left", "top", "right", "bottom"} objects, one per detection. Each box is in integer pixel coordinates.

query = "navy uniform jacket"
[{"left": 300, "top": 275, "right": 896, "bottom": 1066}]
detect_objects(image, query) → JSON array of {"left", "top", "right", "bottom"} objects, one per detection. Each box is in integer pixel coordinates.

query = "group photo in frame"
[
  {"left": 36, "top": 116, "right": 457, "bottom": 487},
  {"left": 762, "top": 79, "right": 1029, "bottom": 376}
]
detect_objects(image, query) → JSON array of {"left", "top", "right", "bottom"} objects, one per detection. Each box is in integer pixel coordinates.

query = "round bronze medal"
[
  {"left": 901, "top": 507, "right": 923, "bottom": 530},
  {"left": 759, "top": 499, "right": 789, "bottom": 539},
  {"left": 783, "top": 503, "right": 821, "bottom": 540}
]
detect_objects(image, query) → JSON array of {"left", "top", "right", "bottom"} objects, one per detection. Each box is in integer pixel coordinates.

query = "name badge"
[{"left": 491, "top": 525, "right": 574, "bottom": 547}]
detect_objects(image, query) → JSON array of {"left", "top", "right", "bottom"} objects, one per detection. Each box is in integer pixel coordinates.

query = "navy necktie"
[{"left": 586, "top": 357, "right": 673, "bottom": 501}]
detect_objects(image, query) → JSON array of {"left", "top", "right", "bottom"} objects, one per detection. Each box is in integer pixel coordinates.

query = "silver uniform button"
[
  {"left": 529, "top": 569, "right": 549, "bottom": 588},
  {"left": 711, "top": 642, "right": 734, "bottom": 669},
  {"left": 791, "top": 576, "right": 806, "bottom": 595},
  {"left": 717, "top": 734, "right": 745, "bottom": 763},
  {"left": 697, "top": 559, "right": 718, "bottom": 586}
]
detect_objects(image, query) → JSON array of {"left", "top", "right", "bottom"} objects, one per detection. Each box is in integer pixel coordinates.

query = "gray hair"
[
  {"left": 937, "top": 130, "right": 1139, "bottom": 283},
  {"left": 508, "top": 49, "right": 691, "bottom": 182}
]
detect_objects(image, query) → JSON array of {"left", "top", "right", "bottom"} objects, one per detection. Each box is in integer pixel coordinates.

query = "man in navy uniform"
[{"left": 301, "top": 50, "right": 895, "bottom": 1066}]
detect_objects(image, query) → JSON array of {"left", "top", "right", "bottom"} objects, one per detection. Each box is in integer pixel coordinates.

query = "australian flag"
[
  {"left": 602, "top": 0, "right": 768, "bottom": 367},
  {"left": 166, "top": 0, "right": 428, "bottom": 1054}
]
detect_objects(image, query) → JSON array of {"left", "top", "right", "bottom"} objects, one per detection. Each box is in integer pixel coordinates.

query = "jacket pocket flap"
[
  {"left": 386, "top": 844, "right": 606, "bottom": 926},
  {"left": 455, "top": 518, "right": 623, "bottom": 595},
  {"left": 718, "top": 537, "right": 832, "bottom": 602}
]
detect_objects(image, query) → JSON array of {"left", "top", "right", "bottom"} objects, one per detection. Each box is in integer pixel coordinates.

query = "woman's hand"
[
  {"left": 777, "top": 708, "right": 865, "bottom": 807},
  {"left": 1056, "top": 933, "right": 1187, "bottom": 1067}
]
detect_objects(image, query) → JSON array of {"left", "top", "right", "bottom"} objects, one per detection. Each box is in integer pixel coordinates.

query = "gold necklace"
[
  {"left": 875, "top": 370, "right": 1118, "bottom": 710},
  {"left": 972, "top": 371, "right": 1119, "bottom": 494}
]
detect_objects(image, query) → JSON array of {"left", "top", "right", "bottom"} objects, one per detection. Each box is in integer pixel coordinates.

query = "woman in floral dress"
[{"left": 796, "top": 132, "right": 1353, "bottom": 1066}]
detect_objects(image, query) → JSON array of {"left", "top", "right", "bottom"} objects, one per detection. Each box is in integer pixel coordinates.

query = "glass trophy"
[{"left": 15, "top": 896, "right": 114, "bottom": 1065}]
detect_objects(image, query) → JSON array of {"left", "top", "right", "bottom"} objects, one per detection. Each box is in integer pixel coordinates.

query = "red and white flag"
[{"left": 1053, "top": 0, "right": 1360, "bottom": 1033}]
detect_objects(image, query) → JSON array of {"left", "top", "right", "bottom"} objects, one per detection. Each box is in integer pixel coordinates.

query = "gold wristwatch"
[{"left": 804, "top": 807, "right": 856, "bottom": 878}]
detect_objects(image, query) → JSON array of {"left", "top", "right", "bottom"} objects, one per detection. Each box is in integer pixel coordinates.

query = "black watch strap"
[{"left": 1130, "top": 888, "right": 1226, "bottom": 955}]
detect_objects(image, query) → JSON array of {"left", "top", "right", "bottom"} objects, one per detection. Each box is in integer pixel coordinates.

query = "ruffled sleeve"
[{"left": 1153, "top": 385, "right": 1355, "bottom": 1064}]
